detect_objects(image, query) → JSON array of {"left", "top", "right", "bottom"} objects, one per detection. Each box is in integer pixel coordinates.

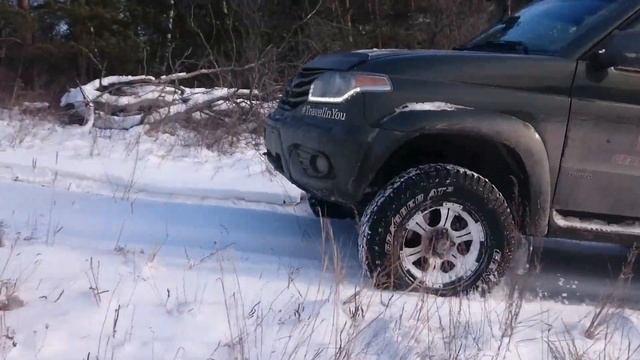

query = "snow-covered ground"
[
  {"left": 0, "top": 108, "right": 300, "bottom": 206},
  {"left": 0, "top": 110, "right": 640, "bottom": 359}
]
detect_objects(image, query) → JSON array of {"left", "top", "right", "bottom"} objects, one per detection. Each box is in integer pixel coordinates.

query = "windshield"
[{"left": 462, "top": 0, "right": 619, "bottom": 55}]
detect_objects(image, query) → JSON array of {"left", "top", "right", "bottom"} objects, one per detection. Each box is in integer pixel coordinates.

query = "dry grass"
[
  {"left": 585, "top": 243, "right": 639, "bottom": 340},
  {"left": 0, "top": 215, "right": 639, "bottom": 359},
  {"left": 146, "top": 99, "right": 267, "bottom": 154},
  {"left": 204, "top": 219, "right": 640, "bottom": 360},
  {"left": 203, "top": 218, "right": 515, "bottom": 359}
]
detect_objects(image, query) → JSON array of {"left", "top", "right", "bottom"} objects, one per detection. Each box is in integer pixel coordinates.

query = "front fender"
[{"left": 366, "top": 108, "right": 550, "bottom": 237}]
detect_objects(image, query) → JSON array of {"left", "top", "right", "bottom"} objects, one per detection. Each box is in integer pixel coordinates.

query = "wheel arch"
[{"left": 361, "top": 109, "right": 551, "bottom": 237}]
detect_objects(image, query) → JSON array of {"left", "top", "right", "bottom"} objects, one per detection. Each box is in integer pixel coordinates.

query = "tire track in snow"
[
  {"left": 1, "top": 180, "right": 639, "bottom": 309},
  {"left": 0, "top": 181, "right": 359, "bottom": 265}
]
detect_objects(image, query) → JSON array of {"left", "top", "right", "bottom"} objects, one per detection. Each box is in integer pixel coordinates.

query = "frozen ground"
[
  {"left": 0, "top": 108, "right": 300, "bottom": 206},
  {"left": 0, "top": 111, "right": 640, "bottom": 359}
]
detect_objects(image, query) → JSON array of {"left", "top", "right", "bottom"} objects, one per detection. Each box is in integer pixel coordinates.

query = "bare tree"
[{"left": 163, "top": 0, "right": 176, "bottom": 72}]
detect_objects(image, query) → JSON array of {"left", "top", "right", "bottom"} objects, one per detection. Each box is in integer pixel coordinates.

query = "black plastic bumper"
[{"left": 265, "top": 106, "right": 376, "bottom": 206}]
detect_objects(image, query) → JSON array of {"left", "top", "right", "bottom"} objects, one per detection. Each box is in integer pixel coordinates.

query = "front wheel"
[{"left": 358, "top": 164, "right": 519, "bottom": 296}]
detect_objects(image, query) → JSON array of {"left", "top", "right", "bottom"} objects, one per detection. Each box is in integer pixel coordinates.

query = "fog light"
[{"left": 310, "top": 153, "right": 331, "bottom": 176}]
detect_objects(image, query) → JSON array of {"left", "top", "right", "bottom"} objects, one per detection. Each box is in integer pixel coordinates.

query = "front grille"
[{"left": 278, "top": 69, "right": 326, "bottom": 111}]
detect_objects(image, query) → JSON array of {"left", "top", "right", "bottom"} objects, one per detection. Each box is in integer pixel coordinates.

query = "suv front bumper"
[{"left": 265, "top": 106, "right": 377, "bottom": 206}]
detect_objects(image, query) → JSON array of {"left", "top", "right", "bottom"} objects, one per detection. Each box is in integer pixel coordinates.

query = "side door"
[{"left": 553, "top": 15, "right": 640, "bottom": 219}]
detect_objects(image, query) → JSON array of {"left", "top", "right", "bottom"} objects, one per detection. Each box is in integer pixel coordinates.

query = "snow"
[
  {"left": 395, "top": 101, "right": 471, "bottom": 112},
  {"left": 19, "top": 102, "right": 50, "bottom": 112},
  {"left": 0, "top": 109, "right": 639, "bottom": 359},
  {"left": 0, "top": 108, "right": 301, "bottom": 206},
  {"left": 553, "top": 210, "right": 640, "bottom": 236},
  {"left": 60, "top": 75, "right": 156, "bottom": 108}
]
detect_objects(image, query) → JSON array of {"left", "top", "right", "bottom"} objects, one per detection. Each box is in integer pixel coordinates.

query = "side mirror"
[{"left": 590, "top": 31, "right": 640, "bottom": 71}]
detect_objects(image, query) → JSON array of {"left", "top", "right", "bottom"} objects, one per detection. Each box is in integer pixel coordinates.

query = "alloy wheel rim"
[{"left": 399, "top": 201, "right": 485, "bottom": 288}]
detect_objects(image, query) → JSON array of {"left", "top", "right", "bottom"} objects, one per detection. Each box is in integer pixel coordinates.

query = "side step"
[{"left": 552, "top": 210, "right": 640, "bottom": 236}]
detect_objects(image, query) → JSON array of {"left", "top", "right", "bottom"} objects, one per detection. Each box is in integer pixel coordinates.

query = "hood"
[
  {"left": 358, "top": 49, "right": 578, "bottom": 96},
  {"left": 303, "top": 49, "right": 429, "bottom": 71},
  {"left": 303, "top": 49, "right": 577, "bottom": 99}
]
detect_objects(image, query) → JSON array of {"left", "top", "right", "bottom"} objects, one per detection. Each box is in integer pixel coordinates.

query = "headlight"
[{"left": 308, "top": 72, "right": 392, "bottom": 103}]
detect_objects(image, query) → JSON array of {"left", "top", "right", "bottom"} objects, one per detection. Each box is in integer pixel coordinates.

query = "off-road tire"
[{"left": 358, "top": 164, "right": 519, "bottom": 296}]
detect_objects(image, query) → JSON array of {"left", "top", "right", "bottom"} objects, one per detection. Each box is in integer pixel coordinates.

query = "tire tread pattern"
[{"left": 358, "top": 164, "right": 519, "bottom": 296}]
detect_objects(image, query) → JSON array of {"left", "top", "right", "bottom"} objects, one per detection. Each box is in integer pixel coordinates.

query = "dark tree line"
[{"left": 0, "top": 0, "right": 530, "bottom": 104}]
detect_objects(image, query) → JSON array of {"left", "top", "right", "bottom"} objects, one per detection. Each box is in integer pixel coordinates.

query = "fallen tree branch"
[
  {"left": 144, "top": 90, "right": 241, "bottom": 124},
  {"left": 157, "top": 63, "right": 258, "bottom": 83},
  {"left": 62, "top": 73, "right": 259, "bottom": 130},
  {"left": 0, "top": 37, "right": 23, "bottom": 45}
]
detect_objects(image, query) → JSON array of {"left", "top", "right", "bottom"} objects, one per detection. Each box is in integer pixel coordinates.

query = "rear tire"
[{"left": 358, "top": 164, "right": 519, "bottom": 296}]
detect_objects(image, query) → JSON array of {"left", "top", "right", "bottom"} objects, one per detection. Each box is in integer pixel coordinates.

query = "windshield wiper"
[{"left": 456, "top": 40, "right": 530, "bottom": 54}]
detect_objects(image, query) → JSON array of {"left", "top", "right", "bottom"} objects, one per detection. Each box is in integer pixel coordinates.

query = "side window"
[
  {"left": 621, "top": 15, "right": 640, "bottom": 31},
  {"left": 604, "top": 16, "right": 640, "bottom": 70}
]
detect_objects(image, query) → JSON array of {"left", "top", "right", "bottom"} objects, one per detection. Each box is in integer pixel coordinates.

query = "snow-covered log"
[{"left": 61, "top": 74, "right": 255, "bottom": 130}]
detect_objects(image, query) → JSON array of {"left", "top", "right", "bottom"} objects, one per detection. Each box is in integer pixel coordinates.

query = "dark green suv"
[{"left": 265, "top": 0, "right": 640, "bottom": 296}]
